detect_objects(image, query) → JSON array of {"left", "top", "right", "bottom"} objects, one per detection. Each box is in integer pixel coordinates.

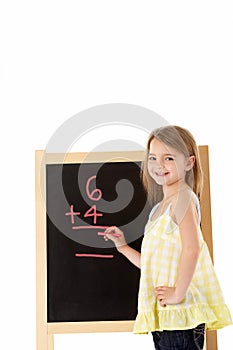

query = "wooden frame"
[{"left": 35, "top": 146, "right": 217, "bottom": 350}]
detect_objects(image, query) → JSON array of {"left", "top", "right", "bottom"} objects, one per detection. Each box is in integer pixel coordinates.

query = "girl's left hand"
[{"left": 155, "top": 286, "right": 183, "bottom": 307}]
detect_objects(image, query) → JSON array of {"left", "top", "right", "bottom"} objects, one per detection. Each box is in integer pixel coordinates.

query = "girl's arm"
[
  {"left": 174, "top": 200, "right": 200, "bottom": 300},
  {"left": 156, "top": 198, "right": 200, "bottom": 306},
  {"left": 104, "top": 226, "right": 141, "bottom": 268}
]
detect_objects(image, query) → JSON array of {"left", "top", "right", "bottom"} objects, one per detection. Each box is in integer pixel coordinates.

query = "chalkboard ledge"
[{"left": 48, "top": 321, "right": 135, "bottom": 334}]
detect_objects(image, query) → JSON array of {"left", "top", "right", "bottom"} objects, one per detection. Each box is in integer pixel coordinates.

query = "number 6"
[{"left": 86, "top": 175, "right": 102, "bottom": 201}]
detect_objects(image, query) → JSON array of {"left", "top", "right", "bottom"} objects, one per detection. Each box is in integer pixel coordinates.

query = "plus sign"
[{"left": 65, "top": 205, "right": 80, "bottom": 224}]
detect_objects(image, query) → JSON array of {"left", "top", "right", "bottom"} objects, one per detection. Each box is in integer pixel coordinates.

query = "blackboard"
[
  {"left": 36, "top": 147, "right": 216, "bottom": 350},
  {"left": 46, "top": 157, "right": 150, "bottom": 323}
]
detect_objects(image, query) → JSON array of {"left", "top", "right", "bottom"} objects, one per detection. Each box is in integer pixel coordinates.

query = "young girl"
[{"left": 104, "top": 125, "right": 232, "bottom": 350}]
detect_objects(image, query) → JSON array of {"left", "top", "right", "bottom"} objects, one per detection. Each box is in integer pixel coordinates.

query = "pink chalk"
[
  {"left": 86, "top": 175, "right": 102, "bottom": 201},
  {"left": 65, "top": 205, "right": 80, "bottom": 224},
  {"left": 97, "top": 232, "right": 121, "bottom": 238},
  {"left": 72, "top": 225, "right": 109, "bottom": 230},
  {"left": 75, "top": 253, "right": 114, "bottom": 258}
]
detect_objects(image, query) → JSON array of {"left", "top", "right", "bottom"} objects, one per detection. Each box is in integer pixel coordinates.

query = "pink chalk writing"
[
  {"left": 65, "top": 205, "right": 80, "bottom": 224},
  {"left": 86, "top": 175, "right": 102, "bottom": 201},
  {"left": 65, "top": 175, "right": 115, "bottom": 257},
  {"left": 72, "top": 225, "right": 109, "bottom": 230},
  {"left": 75, "top": 253, "right": 114, "bottom": 259},
  {"left": 83, "top": 205, "right": 103, "bottom": 224}
]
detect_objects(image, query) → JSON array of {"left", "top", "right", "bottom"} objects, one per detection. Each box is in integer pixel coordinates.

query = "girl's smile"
[{"left": 154, "top": 170, "right": 170, "bottom": 177}]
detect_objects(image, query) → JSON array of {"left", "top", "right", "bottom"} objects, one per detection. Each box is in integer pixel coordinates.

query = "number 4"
[{"left": 84, "top": 205, "right": 103, "bottom": 224}]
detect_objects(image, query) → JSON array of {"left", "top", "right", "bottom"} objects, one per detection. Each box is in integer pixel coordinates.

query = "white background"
[{"left": 1, "top": 1, "right": 232, "bottom": 349}]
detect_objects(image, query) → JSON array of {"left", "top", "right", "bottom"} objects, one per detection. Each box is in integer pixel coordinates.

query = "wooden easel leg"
[
  {"left": 206, "top": 330, "right": 218, "bottom": 350},
  {"left": 48, "top": 334, "right": 54, "bottom": 350},
  {"left": 36, "top": 325, "right": 48, "bottom": 350},
  {"left": 36, "top": 332, "right": 54, "bottom": 350}
]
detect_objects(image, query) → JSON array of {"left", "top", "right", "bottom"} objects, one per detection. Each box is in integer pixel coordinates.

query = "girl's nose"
[{"left": 157, "top": 158, "right": 165, "bottom": 169}]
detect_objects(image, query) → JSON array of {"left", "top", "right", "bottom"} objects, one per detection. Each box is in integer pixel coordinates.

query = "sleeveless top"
[{"left": 133, "top": 193, "right": 232, "bottom": 333}]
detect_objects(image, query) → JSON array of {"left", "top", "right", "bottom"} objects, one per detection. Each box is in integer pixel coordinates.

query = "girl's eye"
[
  {"left": 165, "top": 156, "right": 174, "bottom": 161},
  {"left": 148, "top": 156, "right": 156, "bottom": 161}
]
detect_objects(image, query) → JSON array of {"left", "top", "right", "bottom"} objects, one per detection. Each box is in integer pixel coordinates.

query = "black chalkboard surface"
[{"left": 46, "top": 159, "right": 150, "bottom": 323}]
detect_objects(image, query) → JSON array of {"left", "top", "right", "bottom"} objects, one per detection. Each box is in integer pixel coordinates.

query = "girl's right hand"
[{"left": 103, "top": 226, "right": 127, "bottom": 250}]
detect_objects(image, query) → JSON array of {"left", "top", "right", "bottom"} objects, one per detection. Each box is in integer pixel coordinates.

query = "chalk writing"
[
  {"left": 65, "top": 175, "right": 112, "bottom": 258},
  {"left": 86, "top": 175, "right": 102, "bottom": 201},
  {"left": 65, "top": 175, "right": 104, "bottom": 228},
  {"left": 75, "top": 253, "right": 114, "bottom": 259},
  {"left": 65, "top": 204, "right": 80, "bottom": 224},
  {"left": 72, "top": 225, "right": 109, "bottom": 230},
  {"left": 83, "top": 205, "right": 103, "bottom": 224}
]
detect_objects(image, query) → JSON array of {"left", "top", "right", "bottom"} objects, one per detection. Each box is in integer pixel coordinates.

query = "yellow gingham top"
[{"left": 134, "top": 194, "right": 232, "bottom": 333}]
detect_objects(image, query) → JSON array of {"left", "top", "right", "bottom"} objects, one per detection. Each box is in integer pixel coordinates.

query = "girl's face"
[{"left": 148, "top": 138, "right": 193, "bottom": 187}]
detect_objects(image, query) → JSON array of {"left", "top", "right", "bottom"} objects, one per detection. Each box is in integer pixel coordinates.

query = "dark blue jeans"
[{"left": 151, "top": 323, "right": 205, "bottom": 350}]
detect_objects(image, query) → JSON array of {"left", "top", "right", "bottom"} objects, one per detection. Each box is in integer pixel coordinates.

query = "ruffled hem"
[{"left": 133, "top": 304, "right": 232, "bottom": 334}]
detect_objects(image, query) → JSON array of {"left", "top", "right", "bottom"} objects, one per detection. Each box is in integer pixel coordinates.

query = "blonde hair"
[{"left": 142, "top": 125, "right": 203, "bottom": 205}]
